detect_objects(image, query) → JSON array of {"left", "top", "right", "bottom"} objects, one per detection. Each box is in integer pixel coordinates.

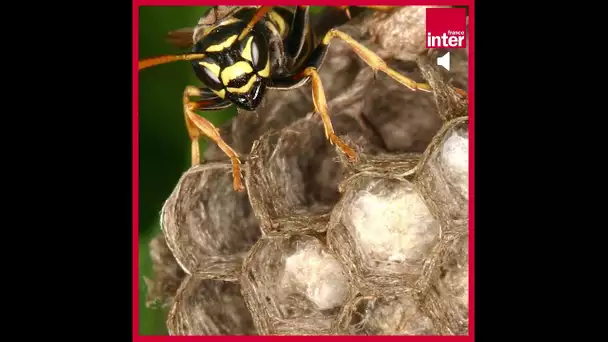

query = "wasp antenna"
[
  {"left": 238, "top": 6, "right": 273, "bottom": 40},
  {"left": 138, "top": 53, "right": 206, "bottom": 70}
]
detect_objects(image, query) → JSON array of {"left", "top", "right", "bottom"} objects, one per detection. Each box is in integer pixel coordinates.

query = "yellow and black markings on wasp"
[
  {"left": 199, "top": 34, "right": 270, "bottom": 98},
  {"left": 241, "top": 36, "right": 270, "bottom": 77}
]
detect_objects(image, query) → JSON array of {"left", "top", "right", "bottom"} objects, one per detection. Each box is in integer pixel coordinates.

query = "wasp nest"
[{"left": 144, "top": 6, "right": 469, "bottom": 336}]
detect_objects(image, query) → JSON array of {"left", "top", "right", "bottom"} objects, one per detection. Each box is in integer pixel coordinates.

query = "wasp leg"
[
  {"left": 324, "top": 29, "right": 432, "bottom": 92},
  {"left": 321, "top": 29, "right": 468, "bottom": 97},
  {"left": 271, "top": 67, "right": 358, "bottom": 162},
  {"left": 182, "top": 86, "right": 245, "bottom": 192},
  {"left": 304, "top": 67, "right": 358, "bottom": 161},
  {"left": 272, "top": 27, "right": 434, "bottom": 94}
]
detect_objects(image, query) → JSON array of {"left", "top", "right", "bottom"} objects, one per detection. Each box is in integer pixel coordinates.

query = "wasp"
[{"left": 139, "top": 6, "right": 463, "bottom": 192}]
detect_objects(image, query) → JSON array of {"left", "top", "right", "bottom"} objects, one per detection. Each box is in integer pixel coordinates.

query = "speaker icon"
[{"left": 437, "top": 52, "right": 451, "bottom": 71}]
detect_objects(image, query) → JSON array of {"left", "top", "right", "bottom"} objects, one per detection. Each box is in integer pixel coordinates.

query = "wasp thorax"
[{"left": 192, "top": 30, "right": 270, "bottom": 111}]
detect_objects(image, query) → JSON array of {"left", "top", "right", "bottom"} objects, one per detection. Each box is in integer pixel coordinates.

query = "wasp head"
[{"left": 191, "top": 22, "right": 270, "bottom": 111}]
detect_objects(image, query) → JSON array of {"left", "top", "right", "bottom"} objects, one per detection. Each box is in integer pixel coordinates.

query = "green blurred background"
[
  {"left": 138, "top": 6, "right": 325, "bottom": 335},
  {"left": 139, "top": 6, "right": 232, "bottom": 336}
]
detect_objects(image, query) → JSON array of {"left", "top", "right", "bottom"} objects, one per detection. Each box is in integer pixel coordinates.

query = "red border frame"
[{"left": 133, "top": 1, "right": 474, "bottom": 340}]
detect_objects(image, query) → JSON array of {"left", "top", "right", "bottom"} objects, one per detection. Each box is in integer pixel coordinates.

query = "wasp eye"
[
  {"left": 251, "top": 38, "right": 260, "bottom": 65},
  {"left": 203, "top": 65, "right": 220, "bottom": 84},
  {"left": 194, "top": 59, "right": 223, "bottom": 90},
  {"left": 247, "top": 34, "right": 268, "bottom": 72}
]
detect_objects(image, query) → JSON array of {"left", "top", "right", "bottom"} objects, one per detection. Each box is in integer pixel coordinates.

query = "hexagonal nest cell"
[{"left": 143, "top": 5, "right": 470, "bottom": 336}]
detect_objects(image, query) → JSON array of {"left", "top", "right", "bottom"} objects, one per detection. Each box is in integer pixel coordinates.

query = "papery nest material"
[{"left": 146, "top": 6, "right": 470, "bottom": 336}]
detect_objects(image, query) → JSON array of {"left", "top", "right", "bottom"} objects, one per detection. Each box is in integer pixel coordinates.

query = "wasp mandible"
[{"left": 139, "top": 6, "right": 458, "bottom": 192}]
